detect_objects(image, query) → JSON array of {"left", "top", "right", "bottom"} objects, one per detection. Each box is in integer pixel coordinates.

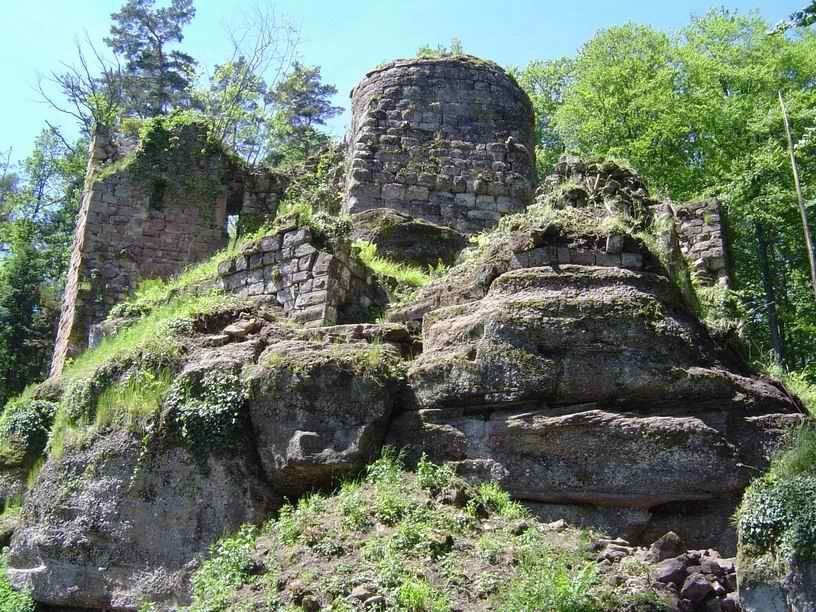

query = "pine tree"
[{"left": 105, "top": 0, "right": 197, "bottom": 116}]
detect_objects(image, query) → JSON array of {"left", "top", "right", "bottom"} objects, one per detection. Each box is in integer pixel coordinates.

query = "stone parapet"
[{"left": 216, "top": 225, "right": 385, "bottom": 327}]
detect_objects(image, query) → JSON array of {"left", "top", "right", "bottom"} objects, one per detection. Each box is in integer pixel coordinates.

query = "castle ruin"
[
  {"left": 344, "top": 57, "right": 536, "bottom": 234},
  {"left": 51, "top": 56, "right": 731, "bottom": 378},
  {"left": 50, "top": 121, "right": 283, "bottom": 377}
]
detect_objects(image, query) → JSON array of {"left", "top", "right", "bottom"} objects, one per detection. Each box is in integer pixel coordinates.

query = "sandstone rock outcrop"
[
  {"left": 388, "top": 264, "right": 801, "bottom": 552},
  {"left": 4, "top": 54, "right": 810, "bottom": 611},
  {"left": 7, "top": 429, "right": 276, "bottom": 609}
]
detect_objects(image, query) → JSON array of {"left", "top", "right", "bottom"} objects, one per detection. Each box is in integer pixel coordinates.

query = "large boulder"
[
  {"left": 6, "top": 322, "right": 406, "bottom": 610},
  {"left": 7, "top": 429, "right": 276, "bottom": 609},
  {"left": 389, "top": 264, "right": 802, "bottom": 551},
  {"left": 245, "top": 340, "right": 400, "bottom": 496},
  {"left": 351, "top": 208, "right": 468, "bottom": 268}
]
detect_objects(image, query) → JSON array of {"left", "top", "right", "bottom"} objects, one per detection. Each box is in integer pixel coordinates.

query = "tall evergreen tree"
[
  {"left": 105, "top": 0, "right": 197, "bottom": 116},
  {"left": 266, "top": 63, "right": 342, "bottom": 164}
]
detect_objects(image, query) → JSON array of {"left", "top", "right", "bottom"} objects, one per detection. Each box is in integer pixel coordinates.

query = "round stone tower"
[{"left": 344, "top": 56, "right": 535, "bottom": 235}]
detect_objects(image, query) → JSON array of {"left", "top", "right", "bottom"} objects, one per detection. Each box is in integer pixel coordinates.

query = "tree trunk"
[
  {"left": 779, "top": 91, "right": 816, "bottom": 300},
  {"left": 755, "top": 221, "right": 786, "bottom": 366}
]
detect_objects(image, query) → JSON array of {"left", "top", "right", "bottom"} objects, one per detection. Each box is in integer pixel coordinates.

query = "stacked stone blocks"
[
  {"left": 216, "top": 226, "right": 382, "bottom": 327},
  {"left": 673, "top": 200, "right": 730, "bottom": 287},
  {"left": 344, "top": 57, "right": 536, "bottom": 234}
]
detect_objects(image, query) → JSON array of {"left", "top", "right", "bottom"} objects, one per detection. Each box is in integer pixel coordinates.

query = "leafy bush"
[
  {"left": 0, "top": 397, "right": 57, "bottom": 464},
  {"left": 738, "top": 472, "right": 816, "bottom": 560},
  {"left": 165, "top": 371, "right": 247, "bottom": 452},
  {"left": 416, "top": 453, "right": 456, "bottom": 493},
  {"left": 189, "top": 525, "right": 259, "bottom": 612},
  {"left": 0, "top": 555, "right": 35, "bottom": 612},
  {"left": 365, "top": 446, "right": 405, "bottom": 485}
]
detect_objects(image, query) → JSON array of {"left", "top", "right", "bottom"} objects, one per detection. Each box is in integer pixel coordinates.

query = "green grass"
[
  {"left": 354, "top": 240, "right": 435, "bottom": 289},
  {"left": 182, "top": 450, "right": 664, "bottom": 612},
  {"left": 496, "top": 537, "right": 599, "bottom": 612},
  {"left": 93, "top": 368, "right": 174, "bottom": 432},
  {"left": 46, "top": 290, "right": 249, "bottom": 459},
  {"left": 63, "top": 291, "right": 243, "bottom": 383},
  {"left": 189, "top": 525, "right": 260, "bottom": 612},
  {"left": 397, "top": 577, "right": 450, "bottom": 611},
  {"left": 24, "top": 457, "right": 44, "bottom": 490}
]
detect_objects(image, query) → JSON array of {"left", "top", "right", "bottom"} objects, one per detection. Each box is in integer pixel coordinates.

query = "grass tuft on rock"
[{"left": 184, "top": 450, "right": 670, "bottom": 612}]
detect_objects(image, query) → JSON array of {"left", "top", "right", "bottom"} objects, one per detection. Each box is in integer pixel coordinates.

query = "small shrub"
[
  {"left": 416, "top": 453, "right": 455, "bottom": 493},
  {"left": 189, "top": 525, "right": 258, "bottom": 612},
  {"left": 0, "top": 398, "right": 57, "bottom": 464},
  {"left": 272, "top": 493, "right": 328, "bottom": 546},
  {"left": 165, "top": 371, "right": 247, "bottom": 452},
  {"left": 468, "top": 482, "right": 527, "bottom": 520},
  {"left": 738, "top": 471, "right": 816, "bottom": 560},
  {"left": 396, "top": 576, "right": 450, "bottom": 612},
  {"left": 366, "top": 447, "right": 405, "bottom": 485},
  {"left": 338, "top": 480, "right": 370, "bottom": 530},
  {"left": 373, "top": 483, "right": 409, "bottom": 526},
  {"left": 416, "top": 37, "right": 465, "bottom": 59},
  {"left": 0, "top": 555, "right": 35, "bottom": 612}
]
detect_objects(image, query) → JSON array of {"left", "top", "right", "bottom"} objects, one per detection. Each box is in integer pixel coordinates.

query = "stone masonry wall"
[
  {"left": 673, "top": 200, "right": 731, "bottom": 287},
  {"left": 344, "top": 56, "right": 535, "bottom": 235},
  {"left": 216, "top": 225, "right": 384, "bottom": 327},
  {"left": 50, "top": 125, "right": 281, "bottom": 377}
]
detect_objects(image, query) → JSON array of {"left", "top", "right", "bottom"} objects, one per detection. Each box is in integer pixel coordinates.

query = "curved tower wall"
[{"left": 344, "top": 57, "right": 535, "bottom": 234}]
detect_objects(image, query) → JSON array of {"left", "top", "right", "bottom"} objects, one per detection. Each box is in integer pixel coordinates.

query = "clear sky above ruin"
[{"left": 0, "top": 0, "right": 804, "bottom": 161}]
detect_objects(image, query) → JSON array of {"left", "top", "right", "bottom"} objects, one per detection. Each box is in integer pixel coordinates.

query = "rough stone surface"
[
  {"left": 388, "top": 264, "right": 801, "bottom": 551},
  {"left": 245, "top": 341, "right": 399, "bottom": 496},
  {"left": 7, "top": 430, "right": 276, "bottom": 609},
  {"left": 216, "top": 224, "right": 386, "bottom": 327},
  {"left": 648, "top": 531, "right": 687, "bottom": 563},
  {"left": 738, "top": 556, "right": 816, "bottom": 612},
  {"left": 674, "top": 199, "right": 731, "bottom": 287},
  {"left": 350, "top": 208, "right": 468, "bottom": 267},
  {"left": 344, "top": 56, "right": 535, "bottom": 234}
]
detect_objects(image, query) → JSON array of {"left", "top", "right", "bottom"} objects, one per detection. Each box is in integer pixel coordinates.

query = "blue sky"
[{"left": 0, "top": 0, "right": 804, "bottom": 163}]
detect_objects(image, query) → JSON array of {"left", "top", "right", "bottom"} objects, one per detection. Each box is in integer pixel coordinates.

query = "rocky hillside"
[
  {"left": 181, "top": 451, "right": 741, "bottom": 611},
  {"left": 0, "top": 156, "right": 811, "bottom": 611}
]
